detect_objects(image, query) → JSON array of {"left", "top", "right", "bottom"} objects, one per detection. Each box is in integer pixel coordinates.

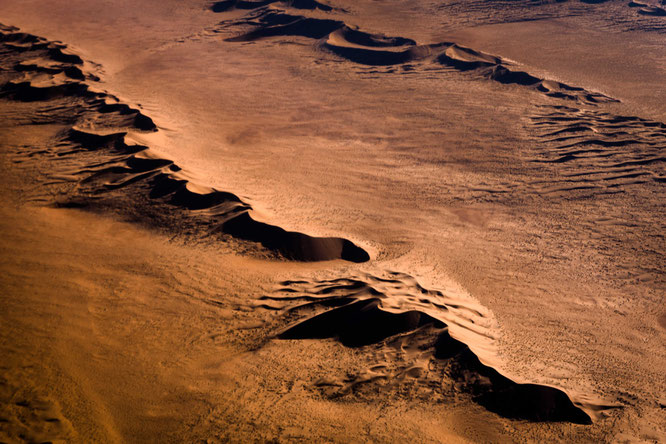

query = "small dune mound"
[
  {"left": 284, "top": 0, "right": 334, "bottom": 10},
  {"left": 484, "top": 65, "right": 541, "bottom": 85},
  {"left": 211, "top": 0, "right": 272, "bottom": 12},
  {"left": 225, "top": 8, "right": 344, "bottom": 41},
  {"left": 0, "top": 31, "right": 47, "bottom": 51},
  {"left": 321, "top": 27, "right": 447, "bottom": 66},
  {"left": 211, "top": 0, "right": 333, "bottom": 13},
  {"left": 267, "top": 273, "right": 605, "bottom": 423},
  {"left": 625, "top": 0, "right": 666, "bottom": 17},
  {"left": 330, "top": 27, "right": 416, "bottom": 48},
  {"left": 279, "top": 298, "right": 440, "bottom": 346},
  {"left": 91, "top": 98, "right": 157, "bottom": 131},
  {"left": 67, "top": 128, "right": 134, "bottom": 151},
  {"left": 438, "top": 43, "right": 538, "bottom": 85},
  {"left": 437, "top": 44, "right": 500, "bottom": 70},
  {"left": 46, "top": 46, "right": 84, "bottom": 65},
  {"left": 15, "top": 59, "right": 86, "bottom": 80}
]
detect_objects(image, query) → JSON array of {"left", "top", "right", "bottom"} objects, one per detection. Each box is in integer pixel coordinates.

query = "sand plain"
[{"left": 0, "top": 0, "right": 664, "bottom": 442}]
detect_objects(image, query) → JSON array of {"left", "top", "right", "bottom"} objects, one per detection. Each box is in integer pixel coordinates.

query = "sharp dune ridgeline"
[
  {"left": 217, "top": 4, "right": 622, "bottom": 103},
  {"left": 0, "top": 25, "right": 369, "bottom": 263}
]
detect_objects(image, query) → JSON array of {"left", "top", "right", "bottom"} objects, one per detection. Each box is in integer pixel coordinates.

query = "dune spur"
[
  {"left": 260, "top": 272, "right": 619, "bottom": 423},
  {"left": 0, "top": 24, "right": 368, "bottom": 263}
]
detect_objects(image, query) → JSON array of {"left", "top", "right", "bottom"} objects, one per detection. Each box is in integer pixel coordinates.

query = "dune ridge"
[
  {"left": 213, "top": 3, "right": 666, "bottom": 197},
  {"left": 262, "top": 272, "right": 614, "bottom": 423},
  {"left": 0, "top": 24, "right": 368, "bottom": 263},
  {"left": 215, "top": 6, "right": 618, "bottom": 103}
]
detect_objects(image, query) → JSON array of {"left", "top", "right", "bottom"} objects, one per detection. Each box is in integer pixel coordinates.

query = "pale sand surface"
[{"left": 1, "top": 0, "right": 665, "bottom": 442}]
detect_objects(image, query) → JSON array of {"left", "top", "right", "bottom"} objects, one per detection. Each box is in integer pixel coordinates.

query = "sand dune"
[
  {"left": 217, "top": 5, "right": 619, "bottom": 103},
  {"left": 629, "top": 0, "right": 666, "bottom": 14},
  {"left": 437, "top": 48, "right": 618, "bottom": 103},
  {"left": 211, "top": 0, "right": 335, "bottom": 13},
  {"left": 638, "top": 5, "right": 666, "bottom": 15},
  {"left": 0, "top": 24, "right": 368, "bottom": 263},
  {"left": 267, "top": 272, "right": 610, "bottom": 423},
  {"left": 220, "top": 7, "right": 344, "bottom": 41},
  {"left": 321, "top": 28, "right": 447, "bottom": 66},
  {"left": 0, "top": 20, "right": 618, "bottom": 428},
  {"left": 209, "top": 0, "right": 664, "bottom": 202},
  {"left": 1, "top": 0, "right": 664, "bottom": 441}
]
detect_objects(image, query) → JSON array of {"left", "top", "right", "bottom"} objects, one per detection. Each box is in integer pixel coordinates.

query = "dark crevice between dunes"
[
  {"left": 211, "top": 0, "right": 337, "bottom": 13},
  {"left": 267, "top": 275, "right": 610, "bottom": 424},
  {"left": 0, "top": 24, "right": 369, "bottom": 263},
  {"left": 215, "top": 6, "right": 618, "bottom": 103}
]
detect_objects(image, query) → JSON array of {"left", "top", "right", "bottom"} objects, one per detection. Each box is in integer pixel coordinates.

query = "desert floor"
[{"left": 0, "top": 0, "right": 664, "bottom": 442}]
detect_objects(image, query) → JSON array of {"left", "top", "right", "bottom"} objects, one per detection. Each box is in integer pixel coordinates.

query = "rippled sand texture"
[{"left": 1, "top": 0, "right": 665, "bottom": 442}]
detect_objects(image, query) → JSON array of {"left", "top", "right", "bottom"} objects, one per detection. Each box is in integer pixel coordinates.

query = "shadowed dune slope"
[
  {"left": 216, "top": 7, "right": 619, "bottom": 102},
  {"left": 0, "top": 24, "right": 369, "bottom": 263},
  {"left": 211, "top": 0, "right": 335, "bottom": 13},
  {"left": 266, "top": 273, "right": 611, "bottom": 424},
  {"left": 321, "top": 27, "right": 449, "bottom": 66},
  {"left": 225, "top": 12, "right": 343, "bottom": 41}
]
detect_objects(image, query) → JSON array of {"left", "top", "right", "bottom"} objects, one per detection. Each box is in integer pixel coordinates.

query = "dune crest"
[
  {"left": 263, "top": 272, "right": 616, "bottom": 423},
  {"left": 211, "top": 3, "right": 666, "bottom": 199},
  {"left": 215, "top": 6, "right": 619, "bottom": 103},
  {"left": 0, "top": 20, "right": 622, "bottom": 427},
  {"left": 0, "top": 24, "right": 369, "bottom": 263}
]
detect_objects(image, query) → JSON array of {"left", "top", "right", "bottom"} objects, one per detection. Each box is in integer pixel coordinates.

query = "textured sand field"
[{"left": 0, "top": 0, "right": 664, "bottom": 442}]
